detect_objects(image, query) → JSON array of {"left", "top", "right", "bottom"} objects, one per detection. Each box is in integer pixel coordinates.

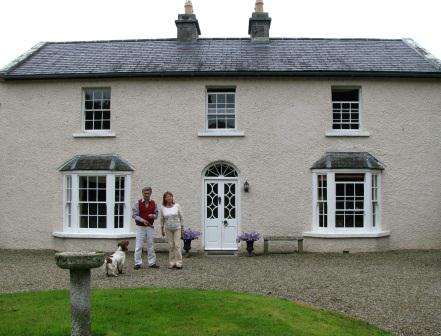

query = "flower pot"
[
  {"left": 183, "top": 239, "right": 192, "bottom": 254},
  {"left": 246, "top": 240, "right": 255, "bottom": 256}
]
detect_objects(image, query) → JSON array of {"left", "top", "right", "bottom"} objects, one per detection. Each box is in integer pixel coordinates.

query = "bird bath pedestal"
[{"left": 55, "top": 252, "right": 105, "bottom": 336}]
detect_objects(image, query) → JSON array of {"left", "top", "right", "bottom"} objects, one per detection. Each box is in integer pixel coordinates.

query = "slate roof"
[
  {"left": 311, "top": 152, "right": 385, "bottom": 170},
  {"left": 1, "top": 38, "right": 441, "bottom": 80},
  {"left": 59, "top": 155, "right": 134, "bottom": 172}
]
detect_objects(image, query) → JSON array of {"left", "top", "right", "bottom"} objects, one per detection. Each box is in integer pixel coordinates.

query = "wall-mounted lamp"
[{"left": 244, "top": 180, "right": 250, "bottom": 193}]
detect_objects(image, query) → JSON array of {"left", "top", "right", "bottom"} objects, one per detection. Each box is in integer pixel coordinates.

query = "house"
[{"left": 0, "top": 1, "right": 440, "bottom": 253}]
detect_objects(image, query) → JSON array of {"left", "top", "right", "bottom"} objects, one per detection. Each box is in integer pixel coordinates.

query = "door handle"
[{"left": 223, "top": 220, "right": 228, "bottom": 227}]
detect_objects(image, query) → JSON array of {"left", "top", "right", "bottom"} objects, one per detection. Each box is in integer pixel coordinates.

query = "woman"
[{"left": 160, "top": 191, "right": 184, "bottom": 269}]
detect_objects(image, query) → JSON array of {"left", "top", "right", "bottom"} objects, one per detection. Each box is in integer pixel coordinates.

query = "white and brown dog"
[{"left": 105, "top": 240, "right": 129, "bottom": 277}]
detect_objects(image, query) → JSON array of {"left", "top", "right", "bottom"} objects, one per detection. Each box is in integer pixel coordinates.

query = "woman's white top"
[{"left": 160, "top": 203, "right": 183, "bottom": 231}]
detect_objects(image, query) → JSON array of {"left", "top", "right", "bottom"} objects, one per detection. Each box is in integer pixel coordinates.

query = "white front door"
[{"left": 204, "top": 180, "right": 239, "bottom": 250}]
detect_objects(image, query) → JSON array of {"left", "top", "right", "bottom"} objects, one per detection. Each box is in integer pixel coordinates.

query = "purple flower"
[
  {"left": 182, "top": 228, "right": 201, "bottom": 241},
  {"left": 237, "top": 231, "right": 261, "bottom": 242}
]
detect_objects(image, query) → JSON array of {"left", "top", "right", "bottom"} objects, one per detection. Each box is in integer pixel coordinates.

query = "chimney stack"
[
  {"left": 176, "top": 1, "right": 201, "bottom": 43},
  {"left": 248, "top": 0, "right": 271, "bottom": 42}
]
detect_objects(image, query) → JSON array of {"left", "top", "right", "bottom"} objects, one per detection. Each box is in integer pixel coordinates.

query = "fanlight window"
[{"left": 205, "top": 163, "right": 238, "bottom": 178}]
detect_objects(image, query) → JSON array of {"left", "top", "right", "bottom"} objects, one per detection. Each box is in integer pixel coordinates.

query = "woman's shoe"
[{"left": 168, "top": 264, "right": 175, "bottom": 269}]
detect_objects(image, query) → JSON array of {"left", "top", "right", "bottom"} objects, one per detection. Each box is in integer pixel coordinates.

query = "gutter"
[{"left": 1, "top": 70, "right": 441, "bottom": 81}]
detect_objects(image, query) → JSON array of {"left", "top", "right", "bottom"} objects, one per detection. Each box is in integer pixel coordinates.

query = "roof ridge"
[
  {"left": 0, "top": 42, "right": 47, "bottom": 75},
  {"left": 42, "top": 37, "right": 405, "bottom": 45},
  {"left": 402, "top": 38, "right": 441, "bottom": 71}
]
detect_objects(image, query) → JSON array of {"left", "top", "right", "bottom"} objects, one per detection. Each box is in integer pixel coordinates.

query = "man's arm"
[{"left": 132, "top": 201, "right": 146, "bottom": 223}]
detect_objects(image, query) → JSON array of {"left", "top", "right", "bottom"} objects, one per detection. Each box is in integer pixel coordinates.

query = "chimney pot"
[
  {"left": 255, "top": 0, "right": 264, "bottom": 13},
  {"left": 185, "top": 0, "right": 193, "bottom": 14}
]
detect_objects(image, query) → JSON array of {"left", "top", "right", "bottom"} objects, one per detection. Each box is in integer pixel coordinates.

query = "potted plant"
[
  {"left": 181, "top": 228, "right": 201, "bottom": 255},
  {"left": 237, "top": 231, "right": 261, "bottom": 256}
]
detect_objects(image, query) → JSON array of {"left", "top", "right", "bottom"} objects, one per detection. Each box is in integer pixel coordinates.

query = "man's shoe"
[
  {"left": 134, "top": 265, "right": 141, "bottom": 270},
  {"left": 149, "top": 264, "right": 160, "bottom": 269}
]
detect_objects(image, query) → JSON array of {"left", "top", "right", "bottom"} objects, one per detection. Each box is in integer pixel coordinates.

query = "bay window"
[
  {"left": 308, "top": 152, "right": 387, "bottom": 237},
  {"left": 59, "top": 155, "right": 133, "bottom": 235}
]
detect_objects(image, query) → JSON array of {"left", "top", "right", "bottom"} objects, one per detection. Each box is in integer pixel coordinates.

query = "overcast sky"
[{"left": 1, "top": 0, "right": 440, "bottom": 69}]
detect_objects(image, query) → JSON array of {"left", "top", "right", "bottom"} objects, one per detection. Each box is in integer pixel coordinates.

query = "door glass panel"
[
  {"left": 224, "top": 183, "right": 236, "bottom": 219},
  {"left": 206, "top": 183, "right": 219, "bottom": 219}
]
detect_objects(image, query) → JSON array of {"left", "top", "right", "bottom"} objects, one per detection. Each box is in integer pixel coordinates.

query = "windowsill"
[
  {"left": 302, "top": 231, "right": 390, "bottom": 238},
  {"left": 73, "top": 132, "right": 116, "bottom": 138},
  {"left": 198, "top": 130, "right": 245, "bottom": 137},
  {"left": 326, "top": 130, "right": 370, "bottom": 137},
  {"left": 53, "top": 232, "right": 135, "bottom": 239}
]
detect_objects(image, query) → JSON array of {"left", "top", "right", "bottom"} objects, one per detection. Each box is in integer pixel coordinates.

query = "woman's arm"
[{"left": 178, "top": 204, "right": 184, "bottom": 229}]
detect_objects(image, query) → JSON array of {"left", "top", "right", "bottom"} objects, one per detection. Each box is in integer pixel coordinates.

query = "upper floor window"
[
  {"left": 84, "top": 88, "right": 111, "bottom": 131},
  {"left": 207, "top": 88, "right": 236, "bottom": 130},
  {"left": 332, "top": 87, "right": 360, "bottom": 130}
]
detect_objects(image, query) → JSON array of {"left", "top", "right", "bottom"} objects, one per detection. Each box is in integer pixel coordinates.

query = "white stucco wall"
[{"left": 0, "top": 77, "right": 440, "bottom": 252}]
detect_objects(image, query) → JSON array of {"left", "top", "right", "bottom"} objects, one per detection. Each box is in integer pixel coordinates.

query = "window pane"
[
  {"left": 207, "top": 116, "right": 217, "bottom": 129},
  {"left": 89, "top": 216, "right": 97, "bottom": 229},
  {"left": 80, "top": 204, "right": 88, "bottom": 215},
  {"left": 355, "top": 215, "right": 364, "bottom": 228},
  {"left": 98, "top": 189, "right": 106, "bottom": 202},
  {"left": 332, "top": 88, "right": 359, "bottom": 101},
  {"left": 80, "top": 216, "right": 88, "bottom": 228},
  {"left": 88, "top": 189, "right": 97, "bottom": 202},
  {"left": 89, "top": 203, "right": 97, "bottom": 215},
  {"left": 226, "top": 118, "right": 235, "bottom": 129},
  {"left": 85, "top": 101, "right": 93, "bottom": 110},
  {"left": 93, "top": 100, "right": 102, "bottom": 109},
  {"left": 102, "top": 89, "right": 111, "bottom": 100},
  {"left": 208, "top": 94, "right": 216, "bottom": 104},
  {"left": 217, "top": 119, "right": 226, "bottom": 129},
  {"left": 336, "top": 215, "right": 344, "bottom": 228},
  {"left": 98, "top": 216, "right": 106, "bottom": 228},
  {"left": 345, "top": 215, "right": 354, "bottom": 227},
  {"left": 85, "top": 121, "right": 93, "bottom": 130}
]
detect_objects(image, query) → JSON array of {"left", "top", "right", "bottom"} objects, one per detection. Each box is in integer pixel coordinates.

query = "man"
[{"left": 132, "top": 187, "right": 159, "bottom": 269}]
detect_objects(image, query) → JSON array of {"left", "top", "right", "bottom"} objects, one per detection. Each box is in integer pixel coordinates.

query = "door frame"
[{"left": 201, "top": 162, "right": 241, "bottom": 251}]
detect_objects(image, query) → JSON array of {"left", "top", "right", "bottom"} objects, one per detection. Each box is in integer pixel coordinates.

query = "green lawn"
[{"left": 0, "top": 288, "right": 390, "bottom": 336}]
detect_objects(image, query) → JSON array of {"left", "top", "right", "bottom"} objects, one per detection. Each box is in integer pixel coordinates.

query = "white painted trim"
[
  {"left": 62, "top": 172, "right": 132, "bottom": 235},
  {"left": 53, "top": 232, "right": 136, "bottom": 239},
  {"left": 198, "top": 131, "right": 245, "bottom": 137},
  {"left": 311, "top": 170, "right": 384, "bottom": 235},
  {"left": 312, "top": 173, "right": 318, "bottom": 230},
  {"left": 73, "top": 132, "right": 116, "bottom": 138},
  {"left": 302, "top": 231, "right": 390, "bottom": 238},
  {"left": 325, "top": 130, "right": 370, "bottom": 137},
  {"left": 364, "top": 172, "right": 373, "bottom": 230},
  {"left": 327, "top": 172, "right": 336, "bottom": 229},
  {"left": 202, "top": 164, "right": 241, "bottom": 251}
]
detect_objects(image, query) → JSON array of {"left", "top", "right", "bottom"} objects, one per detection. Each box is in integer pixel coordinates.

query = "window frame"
[
  {"left": 326, "top": 86, "right": 370, "bottom": 137},
  {"left": 81, "top": 87, "right": 112, "bottom": 135},
  {"left": 205, "top": 87, "right": 238, "bottom": 132},
  {"left": 311, "top": 169, "right": 382, "bottom": 234},
  {"left": 62, "top": 171, "right": 132, "bottom": 235}
]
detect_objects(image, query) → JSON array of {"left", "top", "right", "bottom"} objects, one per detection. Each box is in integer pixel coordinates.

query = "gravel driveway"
[{"left": 1, "top": 249, "right": 440, "bottom": 336}]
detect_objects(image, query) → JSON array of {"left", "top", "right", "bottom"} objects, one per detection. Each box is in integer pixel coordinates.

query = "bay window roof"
[
  {"left": 311, "top": 152, "right": 384, "bottom": 170},
  {"left": 59, "top": 154, "right": 134, "bottom": 172}
]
